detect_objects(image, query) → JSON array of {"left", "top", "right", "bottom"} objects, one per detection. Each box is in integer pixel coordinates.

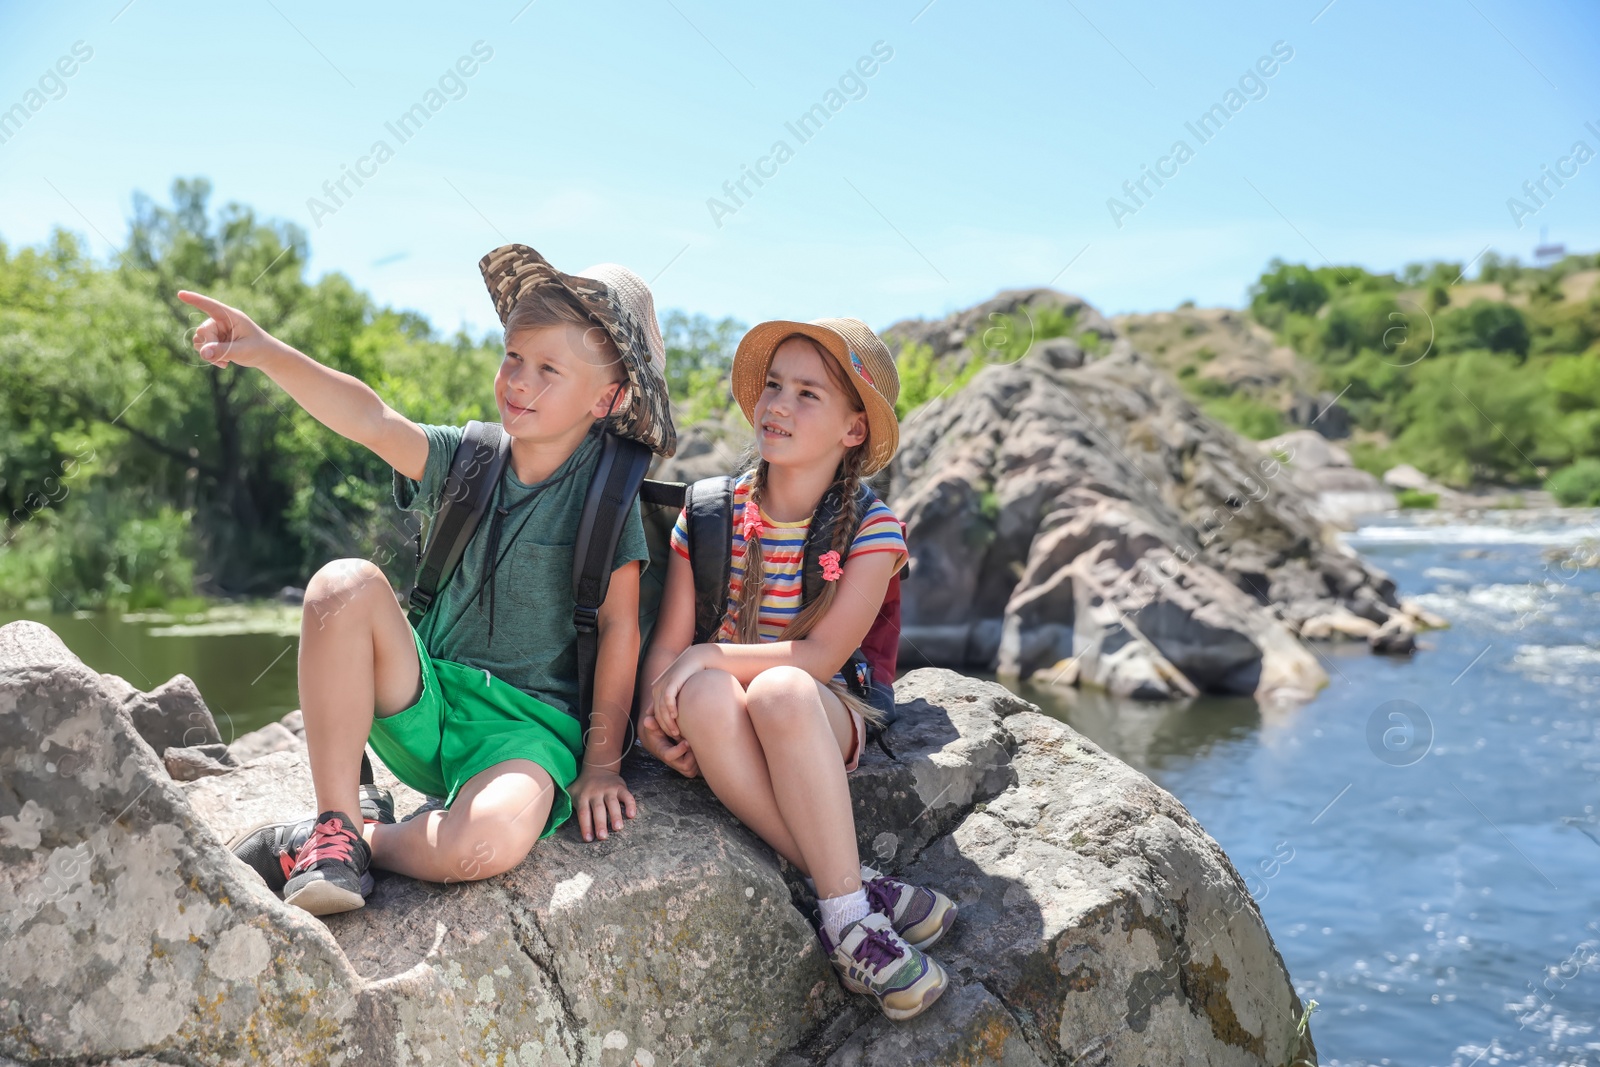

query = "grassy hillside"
[{"left": 1112, "top": 254, "right": 1600, "bottom": 501}]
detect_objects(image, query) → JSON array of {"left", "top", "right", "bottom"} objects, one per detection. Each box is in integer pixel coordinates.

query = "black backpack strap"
[
  {"left": 685, "top": 475, "right": 736, "bottom": 644},
  {"left": 801, "top": 481, "right": 879, "bottom": 606},
  {"left": 572, "top": 431, "right": 653, "bottom": 738},
  {"left": 407, "top": 420, "right": 509, "bottom": 626}
]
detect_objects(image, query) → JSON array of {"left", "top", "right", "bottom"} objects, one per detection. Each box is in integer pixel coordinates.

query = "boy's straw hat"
[
  {"left": 479, "top": 243, "right": 677, "bottom": 457},
  {"left": 731, "top": 318, "right": 900, "bottom": 475}
]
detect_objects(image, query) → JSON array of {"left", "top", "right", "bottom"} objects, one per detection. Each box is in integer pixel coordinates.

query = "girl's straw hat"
[
  {"left": 479, "top": 243, "right": 677, "bottom": 457},
  {"left": 731, "top": 318, "right": 900, "bottom": 475}
]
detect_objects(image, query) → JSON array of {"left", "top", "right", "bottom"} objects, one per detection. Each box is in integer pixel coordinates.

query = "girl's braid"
[{"left": 732, "top": 459, "right": 770, "bottom": 645}]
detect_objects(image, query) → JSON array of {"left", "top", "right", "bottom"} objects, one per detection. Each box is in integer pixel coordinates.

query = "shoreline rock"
[{"left": 1, "top": 620, "right": 1316, "bottom": 1065}]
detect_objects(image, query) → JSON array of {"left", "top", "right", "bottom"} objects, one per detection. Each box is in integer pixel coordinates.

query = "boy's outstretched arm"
[
  {"left": 177, "top": 290, "right": 428, "bottom": 480},
  {"left": 570, "top": 560, "right": 642, "bottom": 842}
]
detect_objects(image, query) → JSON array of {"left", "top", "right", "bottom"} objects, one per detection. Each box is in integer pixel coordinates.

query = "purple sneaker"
[
  {"left": 820, "top": 910, "right": 948, "bottom": 1021},
  {"left": 863, "top": 864, "right": 957, "bottom": 951}
]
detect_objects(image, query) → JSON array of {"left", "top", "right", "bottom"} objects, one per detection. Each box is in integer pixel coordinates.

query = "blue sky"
[{"left": 1, "top": 0, "right": 1597, "bottom": 338}]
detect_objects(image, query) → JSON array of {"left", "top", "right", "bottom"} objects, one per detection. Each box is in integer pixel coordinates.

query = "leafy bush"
[
  {"left": 1250, "top": 260, "right": 1329, "bottom": 326},
  {"left": 0, "top": 491, "right": 196, "bottom": 611},
  {"left": 1199, "top": 394, "right": 1284, "bottom": 440},
  {"left": 1396, "top": 489, "right": 1438, "bottom": 509},
  {"left": 1391, "top": 350, "right": 1549, "bottom": 486},
  {"left": 965, "top": 304, "right": 1078, "bottom": 365},
  {"left": 1546, "top": 458, "right": 1600, "bottom": 506},
  {"left": 1245, "top": 253, "right": 1600, "bottom": 488}
]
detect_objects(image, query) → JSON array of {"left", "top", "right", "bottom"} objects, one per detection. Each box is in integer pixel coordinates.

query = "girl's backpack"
[{"left": 678, "top": 475, "right": 904, "bottom": 732}]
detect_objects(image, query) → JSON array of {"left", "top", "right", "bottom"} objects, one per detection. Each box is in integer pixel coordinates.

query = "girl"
[{"left": 640, "top": 318, "right": 955, "bottom": 1021}]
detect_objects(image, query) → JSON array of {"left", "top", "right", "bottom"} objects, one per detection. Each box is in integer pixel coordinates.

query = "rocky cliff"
[
  {"left": 883, "top": 293, "right": 1431, "bottom": 701},
  {"left": 1, "top": 620, "right": 1317, "bottom": 1066}
]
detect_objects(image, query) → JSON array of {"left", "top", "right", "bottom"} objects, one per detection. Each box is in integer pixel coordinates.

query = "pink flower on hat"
[
  {"left": 739, "top": 505, "right": 765, "bottom": 544},
  {"left": 820, "top": 550, "right": 843, "bottom": 582}
]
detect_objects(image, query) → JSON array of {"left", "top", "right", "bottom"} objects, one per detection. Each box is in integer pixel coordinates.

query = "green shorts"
[{"left": 368, "top": 628, "right": 584, "bottom": 839}]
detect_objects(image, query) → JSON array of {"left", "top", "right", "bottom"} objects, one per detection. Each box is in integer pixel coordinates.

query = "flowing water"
[
  {"left": 1012, "top": 508, "right": 1600, "bottom": 1066},
  {"left": 6, "top": 511, "right": 1599, "bottom": 1064}
]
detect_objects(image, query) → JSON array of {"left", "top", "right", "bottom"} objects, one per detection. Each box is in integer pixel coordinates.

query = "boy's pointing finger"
[{"left": 177, "top": 290, "right": 228, "bottom": 317}]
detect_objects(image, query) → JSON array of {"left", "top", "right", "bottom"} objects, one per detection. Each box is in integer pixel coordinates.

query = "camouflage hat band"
[{"left": 478, "top": 243, "right": 677, "bottom": 457}]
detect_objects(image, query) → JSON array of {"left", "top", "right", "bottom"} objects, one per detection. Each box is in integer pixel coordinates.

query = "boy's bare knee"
[
  {"left": 440, "top": 819, "right": 535, "bottom": 882},
  {"left": 303, "top": 558, "right": 389, "bottom": 628}
]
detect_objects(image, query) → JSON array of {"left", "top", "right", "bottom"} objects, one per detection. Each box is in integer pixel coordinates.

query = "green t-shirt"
[{"left": 393, "top": 424, "right": 649, "bottom": 719}]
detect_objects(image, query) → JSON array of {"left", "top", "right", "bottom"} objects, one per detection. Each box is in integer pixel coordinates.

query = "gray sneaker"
[
  {"left": 281, "top": 810, "right": 373, "bottom": 916},
  {"left": 229, "top": 784, "right": 392, "bottom": 894},
  {"left": 820, "top": 910, "right": 948, "bottom": 1021}
]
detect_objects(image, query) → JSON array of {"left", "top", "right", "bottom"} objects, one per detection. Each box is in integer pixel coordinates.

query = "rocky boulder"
[
  {"left": 1257, "top": 431, "right": 1396, "bottom": 530},
  {"left": 1, "top": 621, "right": 1315, "bottom": 1065},
  {"left": 886, "top": 298, "right": 1413, "bottom": 697}
]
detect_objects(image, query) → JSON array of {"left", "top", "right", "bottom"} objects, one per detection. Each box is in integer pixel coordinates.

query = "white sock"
[
  {"left": 807, "top": 865, "right": 876, "bottom": 896},
  {"left": 818, "top": 889, "right": 871, "bottom": 942}
]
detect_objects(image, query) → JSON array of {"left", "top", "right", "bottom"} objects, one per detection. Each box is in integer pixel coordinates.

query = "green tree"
[
  {"left": 1392, "top": 350, "right": 1549, "bottom": 485},
  {"left": 1249, "top": 260, "right": 1329, "bottom": 327},
  {"left": 0, "top": 179, "right": 512, "bottom": 604},
  {"left": 661, "top": 309, "right": 745, "bottom": 422},
  {"left": 1435, "top": 299, "right": 1530, "bottom": 358}
]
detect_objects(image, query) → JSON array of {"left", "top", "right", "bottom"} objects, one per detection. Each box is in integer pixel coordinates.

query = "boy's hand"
[
  {"left": 570, "top": 768, "right": 637, "bottom": 843},
  {"left": 639, "top": 713, "right": 699, "bottom": 778},
  {"left": 177, "top": 290, "right": 285, "bottom": 369}
]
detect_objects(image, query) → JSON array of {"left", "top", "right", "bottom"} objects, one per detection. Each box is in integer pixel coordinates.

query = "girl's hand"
[
  {"left": 639, "top": 713, "right": 700, "bottom": 778},
  {"left": 569, "top": 767, "right": 638, "bottom": 843},
  {"left": 650, "top": 646, "right": 708, "bottom": 740},
  {"left": 177, "top": 290, "right": 284, "bottom": 369}
]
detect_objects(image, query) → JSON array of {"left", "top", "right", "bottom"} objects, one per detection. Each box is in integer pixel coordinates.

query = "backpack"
[
  {"left": 404, "top": 420, "right": 686, "bottom": 738},
  {"left": 680, "top": 474, "right": 904, "bottom": 734}
]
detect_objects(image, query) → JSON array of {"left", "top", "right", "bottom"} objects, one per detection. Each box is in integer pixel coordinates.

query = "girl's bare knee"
[
  {"left": 678, "top": 670, "right": 746, "bottom": 740},
  {"left": 744, "top": 666, "right": 818, "bottom": 721}
]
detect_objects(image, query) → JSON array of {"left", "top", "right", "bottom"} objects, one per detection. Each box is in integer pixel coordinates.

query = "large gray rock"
[
  {"left": 226, "top": 721, "right": 303, "bottom": 764},
  {"left": 886, "top": 297, "right": 1406, "bottom": 698},
  {"left": 1, "top": 623, "right": 1315, "bottom": 1065},
  {"left": 901, "top": 710, "right": 1319, "bottom": 1065},
  {"left": 1257, "top": 431, "right": 1397, "bottom": 529},
  {"left": 115, "top": 671, "right": 222, "bottom": 754}
]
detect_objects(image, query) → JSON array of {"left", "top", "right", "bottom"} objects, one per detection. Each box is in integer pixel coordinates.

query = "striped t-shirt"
[{"left": 669, "top": 470, "right": 908, "bottom": 643}]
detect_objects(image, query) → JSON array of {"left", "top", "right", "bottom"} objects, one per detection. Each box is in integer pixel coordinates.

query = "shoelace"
[
  {"left": 852, "top": 926, "right": 907, "bottom": 973},
  {"left": 864, "top": 877, "right": 900, "bottom": 917},
  {"left": 278, "top": 815, "right": 380, "bottom": 880},
  {"left": 290, "top": 818, "right": 358, "bottom": 876}
]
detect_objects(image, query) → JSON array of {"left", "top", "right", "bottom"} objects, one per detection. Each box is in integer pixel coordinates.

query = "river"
[
  {"left": 5, "top": 510, "right": 1598, "bottom": 1065},
  {"left": 1013, "top": 507, "right": 1600, "bottom": 1066}
]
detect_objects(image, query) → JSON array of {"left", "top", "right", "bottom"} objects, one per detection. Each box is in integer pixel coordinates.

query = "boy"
[{"left": 179, "top": 243, "right": 676, "bottom": 915}]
